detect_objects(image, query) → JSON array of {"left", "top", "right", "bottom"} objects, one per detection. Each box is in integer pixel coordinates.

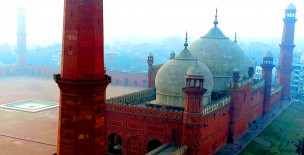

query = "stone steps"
[{"left": 253, "top": 136, "right": 271, "bottom": 147}]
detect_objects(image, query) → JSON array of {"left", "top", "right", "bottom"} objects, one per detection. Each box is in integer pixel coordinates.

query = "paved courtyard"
[{"left": 0, "top": 77, "right": 143, "bottom": 155}]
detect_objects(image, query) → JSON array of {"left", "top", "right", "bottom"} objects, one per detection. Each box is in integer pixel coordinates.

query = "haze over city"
[
  {"left": 0, "top": 0, "right": 303, "bottom": 154},
  {"left": 1, "top": 0, "right": 304, "bottom": 46}
]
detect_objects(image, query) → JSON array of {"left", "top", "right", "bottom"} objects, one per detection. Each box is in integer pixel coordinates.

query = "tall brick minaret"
[
  {"left": 54, "top": 1, "right": 111, "bottom": 154},
  {"left": 261, "top": 51, "right": 274, "bottom": 116},
  {"left": 277, "top": 3, "right": 297, "bottom": 99},
  {"left": 16, "top": 6, "right": 27, "bottom": 65}
]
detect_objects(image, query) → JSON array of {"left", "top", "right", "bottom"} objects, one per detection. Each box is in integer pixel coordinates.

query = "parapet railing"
[
  {"left": 170, "top": 145, "right": 189, "bottom": 155},
  {"left": 271, "top": 86, "right": 282, "bottom": 96},
  {"left": 107, "top": 71, "right": 147, "bottom": 75},
  {"left": 227, "top": 78, "right": 252, "bottom": 88},
  {"left": 252, "top": 79, "right": 265, "bottom": 92},
  {"left": 106, "top": 103, "right": 183, "bottom": 120},
  {"left": 145, "top": 143, "right": 170, "bottom": 155},
  {"left": 203, "top": 96, "right": 231, "bottom": 115},
  {"left": 106, "top": 88, "right": 156, "bottom": 105}
]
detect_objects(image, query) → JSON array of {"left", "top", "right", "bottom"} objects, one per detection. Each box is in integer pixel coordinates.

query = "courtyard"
[
  {"left": 239, "top": 101, "right": 304, "bottom": 155},
  {"left": 0, "top": 77, "right": 143, "bottom": 155}
]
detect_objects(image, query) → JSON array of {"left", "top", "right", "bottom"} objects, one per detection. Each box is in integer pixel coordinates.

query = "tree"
[{"left": 295, "top": 137, "right": 304, "bottom": 155}]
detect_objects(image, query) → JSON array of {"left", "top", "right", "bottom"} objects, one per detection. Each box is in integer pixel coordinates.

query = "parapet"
[
  {"left": 271, "top": 86, "right": 282, "bottom": 96},
  {"left": 106, "top": 103, "right": 183, "bottom": 120},
  {"left": 252, "top": 79, "right": 265, "bottom": 92},
  {"left": 106, "top": 88, "right": 156, "bottom": 105},
  {"left": 203, "top": 96, "right": 231, "bottom": 115},
  {"left": 227, "top": 78, "right": 252, "bottom": 88}
]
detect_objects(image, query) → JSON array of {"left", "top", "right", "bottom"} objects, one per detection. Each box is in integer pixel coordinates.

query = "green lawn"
[{"left": 239, "top": 101, "right": 304, "bottom": 155}]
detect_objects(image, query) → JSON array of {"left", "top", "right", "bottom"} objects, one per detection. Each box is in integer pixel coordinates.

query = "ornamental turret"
[
  {"left": 182, "top": 63, "right": 207, "bottom": 155},
  {"left": 170, "top": 51, "right": 175, "bottom": 60},
  {"left": 147, "top": 52, "right": 154, "bottom": 88},
  {"left": 261, "top": 51, "right": 275, "bottom": 116}
]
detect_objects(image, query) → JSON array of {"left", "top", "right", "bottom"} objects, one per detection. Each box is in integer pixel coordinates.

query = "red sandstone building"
[{"left": 5, "top": 1, "right": 296, "bottom": 155}]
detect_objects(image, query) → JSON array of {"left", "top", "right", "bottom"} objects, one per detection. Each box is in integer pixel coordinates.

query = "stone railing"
[
  {"left": 106, "top": 88, "right": 156, "bottom": 105},
  {"left": 107, "top": 71, "right": 147, "bottom": 75},
  {"left": 203, "top": 96, "right": 231, "bottom": 115},
  {"left": 252, "top": 79, "right": 265, "bottom": 92},
  {"left": 170, "top": 145, "right": 189, "bottom": 155},
  {"left": 227, "top": 78, "right": 252, "bottom": 88},
  {"left": 271, "top": 86, "right": 282, "bottom": 96},
  {"left": 146, "top": 143, "right": 170, "bottom": 155},
  {"left": 106, "top": 103, "right": 183, "bottom": 120}
]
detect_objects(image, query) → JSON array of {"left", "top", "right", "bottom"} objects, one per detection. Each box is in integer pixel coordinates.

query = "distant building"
[
  {"left": 291, "top": 53, "right": 304, "bottom": 98},
  {"left": 254, "top": 65, "right": 277, "bottom": 85}
]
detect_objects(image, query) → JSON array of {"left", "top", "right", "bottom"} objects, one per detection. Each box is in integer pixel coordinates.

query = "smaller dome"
[
  {"left": 187, "top": 62, "right": 205, "bottom": 76},
  {"left": 148, "top": 52, "right": 153, "bottom": 57},
  {"left": 286, "top": 3, "right": 296, "bottom": 11},
  {"left": 264, "top": 51, "right": 273, "bottom": 58},
  {"left": 171, "top": 51, "right": 175, "bottom": 55}
]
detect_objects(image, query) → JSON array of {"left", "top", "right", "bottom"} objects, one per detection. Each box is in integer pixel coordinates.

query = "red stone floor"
[{"left": 0, "top": 77, "right": 143, "bottom": 155}]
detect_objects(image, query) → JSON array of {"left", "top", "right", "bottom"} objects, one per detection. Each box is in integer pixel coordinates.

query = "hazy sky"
[{"left": 0, "top": 0, "right": 303, "bottom": 46}]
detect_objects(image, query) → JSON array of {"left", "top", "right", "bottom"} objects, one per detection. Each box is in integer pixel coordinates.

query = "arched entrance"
[
  {"left": 107, "top": 133, "right": 122, "bottom": 155},
  {"left": 147, "top": 139, "right": 162, "bottom": 153}
]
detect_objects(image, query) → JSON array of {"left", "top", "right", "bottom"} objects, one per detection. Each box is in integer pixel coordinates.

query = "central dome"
[
  {"left": 188, "top": 23, "right": 252, "bottom": 92},
  {"left": 155, "top": 37, "right": 213, "bottom": 107}
]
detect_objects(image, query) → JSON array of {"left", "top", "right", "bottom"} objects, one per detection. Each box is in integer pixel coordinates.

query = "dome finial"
[
  {"left": 184, "top": 31, "right": 188, "bottom": 48},
  {"left": 234, "top": 32, "right": 237, "bottom": 43},
  {"left": 213, "top": 8, "right": 218, "bottom": 27}
]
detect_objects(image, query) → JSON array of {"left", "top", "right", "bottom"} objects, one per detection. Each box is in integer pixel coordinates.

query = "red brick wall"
[
  {"left": 106, "top": 110, "right": 182, "bottom": 155},
  {"left": 200, "top": 105, "right": 230, "bottom": 154},
  {"left": 108, "top": 72, "right": 148, "bottom": 87},
  {"left": 249, "top": 88, "right": 264, "bottom": 121},
  {"left": 270, "top": 89, "right": 282, "bottom": 108}
]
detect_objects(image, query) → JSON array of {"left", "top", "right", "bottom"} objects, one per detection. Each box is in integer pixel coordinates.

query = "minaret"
[
  {"left": 182, "top": 63, "right": 206, "bottom": 155},
  {"left": 227, "top": 70, "right": 240, "bottom": 143},
  {"left": 54, "top": 1, "right": 111, "bottom": 154},
  {"left": 234, "top": 32, "right": 237, "bottom": 43},
  {"left": 170, "top": 51, "right": 175, "bottom": 60},
  {"left": 277, "top": 3, "right": 297, "bottom": 99},
  {"left": 16, "top": 6, "right": 27, "bottom": 65},
  {"left": 261, "top": 51, "right": 274, "bottom": 116},
  {"left": 147, "top": 52, "right": 154, "bottom": 88}
]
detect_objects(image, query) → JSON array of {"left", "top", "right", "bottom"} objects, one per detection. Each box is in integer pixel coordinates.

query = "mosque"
[
  {"left": 2, "top": 1, "right": 296, "bottom": 155},
  {"left": 102, "top": 3, "right": 294, "bottom": 154},
  {"left": 54, "top": 2, "right": 295, "bottom": 155}
]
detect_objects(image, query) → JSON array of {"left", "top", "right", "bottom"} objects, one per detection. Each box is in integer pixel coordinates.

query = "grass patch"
[{"left": 239, "top": 101, "right": 304, "bottom": 155}]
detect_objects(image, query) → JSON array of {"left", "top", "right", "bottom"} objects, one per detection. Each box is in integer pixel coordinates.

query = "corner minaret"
[
  {"left": 277, "top": 3, "right": 297, "bottom": 99},
  {"left": 182, "top": 63, "right": 206, "bottom": 155},
  {"left": 261, "top": 51, "right": 275, "bottom": 116},
  {"left": 54, "top": 1, "right": 111, "bottom": 154},
  {"left": 16, "top": 6, "right": 27, "bottom": 65},
  {"left": 147, "top": 52, "right": 154, "bottom": 88},
  {"left": 170, "top": 51, "right": 175, "bottom": 60}
]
